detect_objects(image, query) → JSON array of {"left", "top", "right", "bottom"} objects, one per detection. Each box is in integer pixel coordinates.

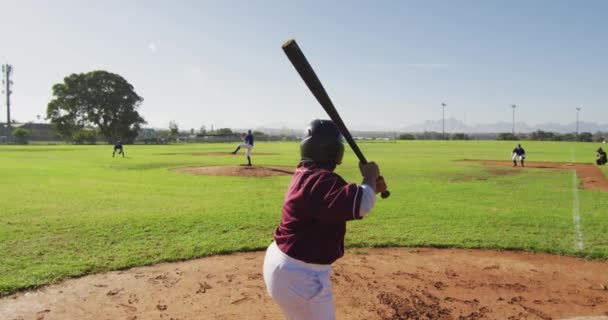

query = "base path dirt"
[
  {"left": 159, "top": 152, "right": 279, "bottom": 156},
  {"left": 172, "top": 165, "right": 295, "bottom": 177},
  {"left": 2, "top": 248, "right": 607, "bottom": 320},
  {"left": 466, "top": 160, "right": 608, "bottom": 192}
]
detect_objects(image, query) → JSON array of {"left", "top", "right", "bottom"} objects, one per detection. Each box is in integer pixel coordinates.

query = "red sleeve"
[{"left": 312, "top": 173, "right": 363, "bottom": 222}]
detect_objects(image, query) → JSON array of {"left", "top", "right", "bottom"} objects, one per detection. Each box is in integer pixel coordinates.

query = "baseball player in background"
[
  {"left": 597, "top": 147, "right": 607, "bottom": 165},
  {"left": 263, "top": 119, "right": 387, "bottom": 319},
  {"left": 512, "top": 143, "right": 526, "bottom": 167},
  {"left": 231, "top": 129, "right": 254, "bottom": 166},
  {"left": 112, "top": 141, "right": 125, "bottom": 158}
]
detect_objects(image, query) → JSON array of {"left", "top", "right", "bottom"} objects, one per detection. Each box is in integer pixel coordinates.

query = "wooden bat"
[{"left": 282, "top": 39, "right": 390, "bottom": 199}]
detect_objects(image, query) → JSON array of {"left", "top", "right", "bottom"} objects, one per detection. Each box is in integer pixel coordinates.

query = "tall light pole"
[
  {"left": 441, "top": 103, "right": 447, "bottom": 140},
  {"left": 2, "top": 64, "right": 14, "bottom": 133},
  {"left": 511, "top": 104, "right": 516, "bottom": 136},
  {"left": 576, "top": 107, "right": 581, "bottom": 135}
]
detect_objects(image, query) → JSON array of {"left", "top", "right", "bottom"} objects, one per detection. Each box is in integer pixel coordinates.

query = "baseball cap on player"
[{"left": 300, "top": 119, "right": 344, "bottom": 167}]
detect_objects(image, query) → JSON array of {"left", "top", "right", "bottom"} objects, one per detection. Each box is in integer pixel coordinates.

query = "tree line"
[
  {"left": 7, "top": 69, "right": 607, "bottom": 144},
  {"left": 45, "top": 70, "right": 145, "bottom": 144},
  {"left": 496, "top": 130, "right": 603, "bottom": 142},
  {"left": 11, "top": 70, "right": 294, "bottom": 145},
  {"left": 399, "top": 130, "right": 606, "bottom": 142}
]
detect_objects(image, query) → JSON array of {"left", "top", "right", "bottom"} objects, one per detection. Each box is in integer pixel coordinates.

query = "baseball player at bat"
[
  {"left": 231, "top": 129, "right": 254, "bottom": 166},
  {"left": 263, "top": 119, "right": 387, "bottom": 319}
]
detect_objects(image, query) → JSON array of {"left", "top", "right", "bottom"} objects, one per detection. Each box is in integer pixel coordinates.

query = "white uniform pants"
[
  {"left": 263, "top": 241, "right": 335, "bottom": 320},
  {"left": 239, "top": 143, "right": 253, "bottom": 157}
]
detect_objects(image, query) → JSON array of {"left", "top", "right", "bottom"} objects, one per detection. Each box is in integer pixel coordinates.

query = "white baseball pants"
[
  {"left": 239, "top": 143, "right": 253, "bottom": 157},
  {"left": 263, "top": 241, "right": 335, "bottom": 320}
]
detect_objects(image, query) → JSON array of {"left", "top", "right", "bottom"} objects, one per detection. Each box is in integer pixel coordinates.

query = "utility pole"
[
  {"left": 441, "top": 103, "right": 447, "bottom": 140},
  {"left": 576, "top": 107, "right": 581, "bottom": 135},
  {"left": 512, "top": 104, "right": 516, "bottom": 136},
  {"left": 2, "top": 64, "right": 14, "bottom": 137}
]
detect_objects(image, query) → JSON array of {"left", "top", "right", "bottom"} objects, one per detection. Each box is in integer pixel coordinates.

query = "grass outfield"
[{"left": 1, "top": 141, "right": 607, "bottom": 296}]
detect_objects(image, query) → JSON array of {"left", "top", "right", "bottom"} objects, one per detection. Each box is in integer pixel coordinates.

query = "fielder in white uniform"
[{"left": 512, "top": 144, "right": 526, "bottom": 167}]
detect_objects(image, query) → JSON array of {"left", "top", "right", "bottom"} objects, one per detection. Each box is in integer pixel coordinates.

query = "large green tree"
[{"left": 47, "top": 71, "right": 146, "bottom": 143}]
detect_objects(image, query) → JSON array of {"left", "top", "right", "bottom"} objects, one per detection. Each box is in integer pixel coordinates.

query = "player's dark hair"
[{"left": 300, "top": 119, "right": 344, "bottom": 171}]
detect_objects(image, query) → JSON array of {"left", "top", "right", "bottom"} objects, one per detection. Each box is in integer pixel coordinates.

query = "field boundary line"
[{"left": 571, "top": 149, "right": 585, "bottom": 251}]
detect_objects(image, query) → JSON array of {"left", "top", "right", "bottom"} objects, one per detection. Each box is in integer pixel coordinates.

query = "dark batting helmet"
[{"left": 300, "top": 119, "right": 344, "bottom": 166}]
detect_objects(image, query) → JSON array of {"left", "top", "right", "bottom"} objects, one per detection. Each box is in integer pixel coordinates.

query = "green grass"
[{"left": 1, "top": 141, "right": 607, "bottom": 297}]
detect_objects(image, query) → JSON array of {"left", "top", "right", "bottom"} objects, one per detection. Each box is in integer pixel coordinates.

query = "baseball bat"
[{"left": 282, "top": 39, "right": 390, "bottom": 199}]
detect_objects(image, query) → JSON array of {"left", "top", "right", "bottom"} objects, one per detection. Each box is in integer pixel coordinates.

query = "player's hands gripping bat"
[
  {"left": 282, "top": 39, "right": 390, "bottom": 199},
  {"left": 376, "top": 176, "right": 387, "bottom": 195}
]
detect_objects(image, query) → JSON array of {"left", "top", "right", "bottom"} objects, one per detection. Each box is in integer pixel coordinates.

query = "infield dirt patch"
[
  {"left": 466, "top": 160, "right": 608, "bottom": 192},
  {"left": 172, "top": 165, "right": 295, "bottom": 177},
  {"left": 2, "top": 248, "right": 607, "bottom": 320},
  {"left": 159, "top": 152, "right": 279, "bottom": 156}
]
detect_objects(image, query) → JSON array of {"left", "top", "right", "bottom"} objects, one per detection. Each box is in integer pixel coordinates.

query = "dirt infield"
[
  {"left": 159, "top": 152, "right": 279, "bottom": 156},
  {"left": 467, "top": 160, "right": 608, "bottom": 192},
  {"left": 1, "top": 248, "right": 607, "bottom": 320},
  {"left": 172, "top": 165, "right": 295, "bottom": 177}
]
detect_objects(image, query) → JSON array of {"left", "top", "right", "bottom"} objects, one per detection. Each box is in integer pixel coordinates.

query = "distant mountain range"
[
  {"left": 399, "top": 118, "right": 608, "bottom": 134},
  {"left": 222, "top": 119, "right": 608, "bottom": 137}
]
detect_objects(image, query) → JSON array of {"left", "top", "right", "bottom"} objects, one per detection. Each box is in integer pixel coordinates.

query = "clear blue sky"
[{"left": 1, "top": 0, "right": 607, "bottom": 131}]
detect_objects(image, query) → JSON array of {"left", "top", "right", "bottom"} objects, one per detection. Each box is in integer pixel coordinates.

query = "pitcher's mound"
[
  {"left": 159, "top": 152, "right": 279, "bottom": 156},
  {"left": 172, "top": 165, "right": 295, "bottom": 177}
]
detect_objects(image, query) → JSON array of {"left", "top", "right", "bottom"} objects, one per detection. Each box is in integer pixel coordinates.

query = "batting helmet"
[{"left": 300, "top": 119, "right": 344, "bottom": 166}]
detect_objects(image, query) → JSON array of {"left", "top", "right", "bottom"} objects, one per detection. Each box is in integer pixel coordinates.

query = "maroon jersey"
[{"left": 274, "top": 161, "right": 364, "bottom": 265}]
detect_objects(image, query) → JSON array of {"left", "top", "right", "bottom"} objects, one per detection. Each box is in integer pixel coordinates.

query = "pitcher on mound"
[{"left": 231, "top": 129, "right": 254, "bottom": 166}]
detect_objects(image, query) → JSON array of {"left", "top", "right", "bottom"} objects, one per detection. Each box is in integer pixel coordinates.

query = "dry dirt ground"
[
  {"left": 1, "top": 248, "right": 607, "bottom": 320},
  {"left": 159, "top": 152, "right": 280, "bottom": 157},
  {"left": 172, "top": 165, "right": 295, "bottom": 177},
  {"left": 171, "top": 161, "right": 608, "bottom": 193},
  {"left": 3, "top": 162, "right": 607, "bottom": 319},
  {"left": 464, "top": 160, "right": 608, "bottom": 192}
]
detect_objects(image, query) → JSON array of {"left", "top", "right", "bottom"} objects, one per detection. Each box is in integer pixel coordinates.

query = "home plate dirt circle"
[
  {"left": 1, "top": 248, "right": 607, "bottom": 320},
  {"left": 172, "top": 165, "right": 295, "bottom": 177}
]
